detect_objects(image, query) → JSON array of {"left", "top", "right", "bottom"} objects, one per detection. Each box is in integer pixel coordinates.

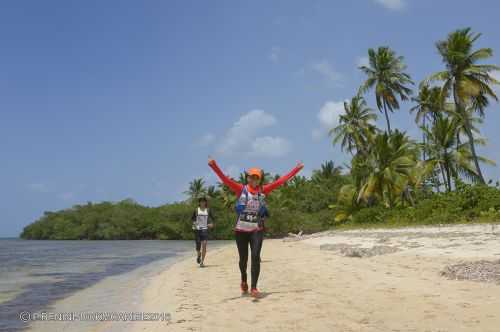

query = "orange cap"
[{"left": 246, "top": 167, "right": 262, "bottom": 179}]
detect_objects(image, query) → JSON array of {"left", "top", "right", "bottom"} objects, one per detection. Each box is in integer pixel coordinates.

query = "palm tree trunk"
[
  {"left": 434, "top": 172, "right": 441, "bottom": 193},
  {"left": 439, "top": 163, "right": 449, "bottom": 192},
  {"left": 442, "top": 150, "right": 453, "bottom": 192},
  {"left": 422, "top": 117, "right": 427, "bottom": 160},
  {"left": 383, "top": 102, "right": 392, "bottom": 134},
  {"left": 452, "top": 85, "right": 485, "bottom": 184},
  {"left": 404, "top": 186, "right": 415, "bottom": 206},
  {"left": 464, "top": 123, "right": 485, "bottom": 183},
  {"left": 445, "top": 164, "right": 452, "bottom": 192},
  {"left": 387, "top": 187, "right": 394, "bottom": 208}
]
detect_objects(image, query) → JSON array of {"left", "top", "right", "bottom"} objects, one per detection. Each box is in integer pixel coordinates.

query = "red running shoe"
[
  {"left": 240, "top": 282, "right": 248, "bottom": 294},
  {"left": 250, "top": 288, "right": 260, "bottom": 298}
]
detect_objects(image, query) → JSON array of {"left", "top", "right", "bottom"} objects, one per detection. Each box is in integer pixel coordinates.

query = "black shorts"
[{"left": 195, "top": 229, "right": 209, "bottom": 242}]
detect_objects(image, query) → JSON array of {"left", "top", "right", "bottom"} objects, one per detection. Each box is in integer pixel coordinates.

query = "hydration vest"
[
  {"left": 235, "top": 185, "right": 268, "bottom": 232},
  {"left": 193, "top": 208, "right": 209, "bottom": 230}
]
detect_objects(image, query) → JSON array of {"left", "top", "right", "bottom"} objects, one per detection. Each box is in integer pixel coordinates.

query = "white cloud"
[
  {"left": 249, "top": 136, "right": 291, "bottom": 158},
  {"left": 310, "top": 60, "right": 342, "bottom": 82},
  {"left": 216, "top": 110, "right": 275, "bottom": 154},
  {"left": 216, "top": 110, "right": 291, "bottom": 158},
  {"left": 269, "top": 46, "right": 281, "bottom": 63},
  {"left": 374, "top": 0, "right": 406, "bottom": 10},
  {"left": 196, "top": 133, "right": 216, "bottom": 147},
  {"left": 356, "top": 56, "right": 369, "bottom": 68},
  {"left": 318, "top": 101, "right": 344, "bottom": 129},
  {"left": 491, "top": 71, "right": 500, "bottom": 95},
  {"left": 311, "top": 100, "right": 345, "bottom": 140}
]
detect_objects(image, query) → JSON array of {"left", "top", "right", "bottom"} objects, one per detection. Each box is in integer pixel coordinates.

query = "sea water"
[{"left": 0, "top": 239, "right": 227, "bottom": 331}]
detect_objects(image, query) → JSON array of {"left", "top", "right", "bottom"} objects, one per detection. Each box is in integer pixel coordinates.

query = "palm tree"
[
  {"left": 288, "top": 175, "right": 307, "bottom": 189},
  {"left": 410, "top": 84, "right": 450, "bottom": 161},
  {"left": 311, "top": 161, "right": 342, "bottom": 183},
  {"left": 422, "top": 113, "right": 494, "bottom": 191},
  {"left": 349, "top": 153, "right": 372, "bottom": 189},
  {"left": 406, "top": 160, "right": 437, "bottom": 200},
  {"left": 218, "top": 182, "right": 236, "bottom": 209},
  {"left": 238, "top": 172, "right": 247, "bottom": 184},
  {"left": 451, "top": 104, "right": 483, "bottom": 151},
  {"left": 330, "top": 95, "right": 378, "bottom": 156},
  {"left": 238, "top": 170, "right": 272, "bottom": 186},
  {"left": 422, "top": 115, "right": 460, "bottom": 191},
  {"left": 359, "top": 46, "right": 414, "bottom": 134},
  {"left": 206, "top": 185, "right": 219, "bottom": 199},
  {"left": 410, "top": 85, "right": 446, "bottom": 125},
  {"left": 184, "top": 178, "right": 206, "bottom": 202},
  {"left": 330, "top": 184, "right": 359, "bottom": 222},
  {"left": 358, "top": 130, "right": 419, "bottom": 207},
  {"left": 261, "top": 171, "right": 272, "bottom": 185},
  {"left": 423, "top": 27, "right": 499, "bottom": 183}
]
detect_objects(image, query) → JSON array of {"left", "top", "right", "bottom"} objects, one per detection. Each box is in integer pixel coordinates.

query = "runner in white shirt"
[{"left": 191, "top": 197, "right": 215, "bottom": 267}]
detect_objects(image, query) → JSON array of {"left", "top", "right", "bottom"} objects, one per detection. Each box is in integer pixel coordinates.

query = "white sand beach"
[
  {"left": 29, "top": 224, "right": 500, "bottom": 332},
  {"left": 129, "top": 223, "right": 500, "bottom": 332}
]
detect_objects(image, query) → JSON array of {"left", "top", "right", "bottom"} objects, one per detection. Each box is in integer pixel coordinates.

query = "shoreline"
[
  {"left": 24, "top": 245, "right": 206, "bottom": 332},
  {"left": 20, "top": 224, "right": 500, "bottom": 331},
  {"left": 130, "top": 223, "right": 500, "bottom": 332}
]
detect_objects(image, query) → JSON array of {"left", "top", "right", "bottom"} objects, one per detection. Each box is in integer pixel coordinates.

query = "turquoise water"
[{"left": 0, "top": 239, "right": 210, "bottom": 332}]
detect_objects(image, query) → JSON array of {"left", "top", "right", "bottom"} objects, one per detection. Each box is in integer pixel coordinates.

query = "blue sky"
[{"left": 1, "top": 0, "right": 500, "bottom": 237}]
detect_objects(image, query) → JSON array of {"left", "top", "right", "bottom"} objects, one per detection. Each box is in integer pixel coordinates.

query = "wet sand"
[{"left": 26, "top": 253, "right": 193, "bottom": 332}]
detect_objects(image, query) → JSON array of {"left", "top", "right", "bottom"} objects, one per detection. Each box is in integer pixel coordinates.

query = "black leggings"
[{"left": 235, "top": 230, "right": 264, "bottom": 289}]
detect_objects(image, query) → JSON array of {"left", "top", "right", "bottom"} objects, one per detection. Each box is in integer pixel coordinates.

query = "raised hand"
[
  {"left": 208, "top": 155, "right": 215, "bottom": 165},
  {"left": 297, "top": 161, "right": 304, "bottom": 169}
]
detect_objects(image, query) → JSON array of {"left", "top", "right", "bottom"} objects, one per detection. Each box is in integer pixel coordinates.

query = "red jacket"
[{"left": 208, "top": 160, "right": 303, "bottom": 196}]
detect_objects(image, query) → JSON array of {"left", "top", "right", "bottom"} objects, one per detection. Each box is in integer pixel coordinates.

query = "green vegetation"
[
  {"left": 340, "top": 181, "right": 500, "bottom": 230},
  {"left": 20, "top": 27, "right": 500, "bottom": 240}
]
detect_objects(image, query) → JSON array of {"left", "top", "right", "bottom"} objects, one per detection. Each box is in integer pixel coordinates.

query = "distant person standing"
[{"left": 191, "top": 197, "right": 215, "bottom": 267}]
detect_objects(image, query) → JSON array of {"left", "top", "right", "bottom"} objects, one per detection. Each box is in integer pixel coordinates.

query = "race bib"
[{"left": 239, "top": 211, "right": 258, "bottom": 223}]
